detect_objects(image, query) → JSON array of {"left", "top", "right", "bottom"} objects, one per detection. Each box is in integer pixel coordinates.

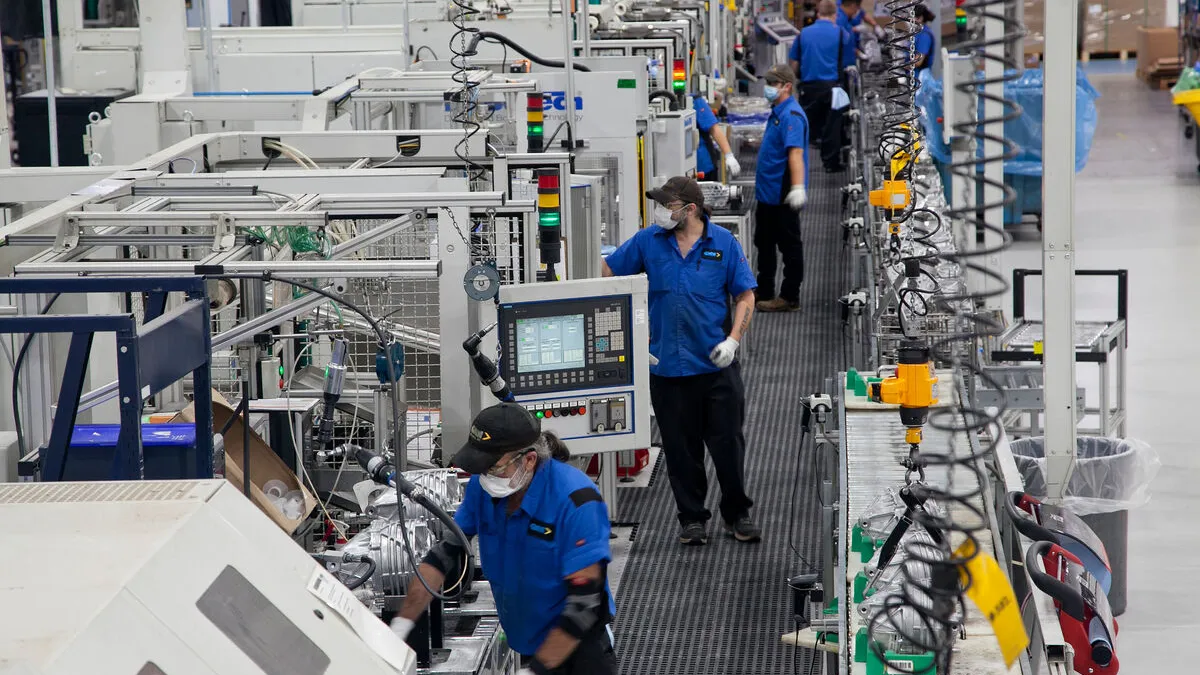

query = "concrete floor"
[{"left": 1003, "top": 64, "right": 1198, "bottom": 671}]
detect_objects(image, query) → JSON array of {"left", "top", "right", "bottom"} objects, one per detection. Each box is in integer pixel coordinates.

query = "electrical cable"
[
  {"left": 543, "top": 121, "right": 570, "bottom": 150},
  {"left": 415, "top": 45, "right": 440, "bottom": 61},
  {"left": 464, "top": 31, "right": 592, "bottom": 72},
  {"left": 12, "top": 293, "right": 62, "bottom": 462},
  {"left": 864, "top": 2, "right": 1020, "bottom": 672},
  {"left": 203, "top": 270, "right": 468, "bottom": 601},
  {"left": 448, "top": 0, "right": 487, "bottom": 185}
]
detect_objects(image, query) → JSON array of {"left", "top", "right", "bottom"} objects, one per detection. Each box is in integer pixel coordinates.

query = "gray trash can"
[{"left": 1009, "top": 436, "right": 1159, "bottom": 617}]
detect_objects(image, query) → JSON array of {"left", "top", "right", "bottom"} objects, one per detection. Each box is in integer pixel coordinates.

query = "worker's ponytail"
[{"left": 543, "top": 431, "right": 571, "bottom": 461}]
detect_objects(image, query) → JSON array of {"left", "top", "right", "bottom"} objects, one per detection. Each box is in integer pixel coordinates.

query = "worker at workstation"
[
  {"left": 692, "top": 92, "right": 741, "bottom": 181},
  {"left": 602, "top": 176, "right": 761, "bottom": 546},
  {"left": 752, "top": 65, "right": 808, "bottom": 313},
  {"left": 913, "top": 4, "right": 937, "bottom": 73},
  {"left": 837, "top": 0, "right": 884, "bottom": 52},
  {"left": 789, "top": 0, "right": 854, "bottom": 172},
  {"left": 392, "top": 403, "right": 617, "bottom": 675}
]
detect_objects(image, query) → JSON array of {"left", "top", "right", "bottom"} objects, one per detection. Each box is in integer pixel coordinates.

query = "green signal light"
[
  {"left": 956, "top": 16, "right": 967, "bottom": 25},
  {"left": 539, "top": 211, "right": 561, "bottom": 226},
  {"left": 536, "top": 411, "right": 545, "bottom": 419},
  {"left": 672, "top": 80, "right": 686, "bottom": 92},
  {"left": 529, "top": 124, "right": 544, "bottom": 135}
]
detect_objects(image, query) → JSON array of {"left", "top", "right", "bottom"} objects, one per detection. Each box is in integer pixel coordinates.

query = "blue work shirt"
[
  {"left": 692, "top": 95, "right": 721, "bottom": 177},
  {"left": 605, "top": 218, "right": 756, "bottom": 378},
  {"left": 915, "top": 25, "right": 935, "bottom": 72},
  {"left": 836, "top": 7, "right": 864, "bottom": 52},
  {"left": 789, "top": 18, "right": 854, "bottom": 83},
  {"left": 454, "top": 459, "right": 615, "bottom": 656},
  {"left": 754, "top": 96, "right": 809, "bottom": 204}
]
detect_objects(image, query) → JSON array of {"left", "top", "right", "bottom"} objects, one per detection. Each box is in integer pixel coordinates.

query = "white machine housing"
[
  {"left": 0, "top": 480, "right": 417, "bottom": 675},
  {"left": 496, "top": 276, "right": 650, "bottom": 455}
]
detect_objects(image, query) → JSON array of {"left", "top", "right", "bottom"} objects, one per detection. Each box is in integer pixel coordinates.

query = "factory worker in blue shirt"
[
  {"left": 602, "top": 175, "right": 762, "bottom": 546},
  {"left": 752, "top": 65, "right": 808, "bottom": 313},
  {"left": 393, "top": 403, "right": 616, "bottom": 675},
  {"left": 790, "top": 0, "right": 855, "bottom": 172},
  {"left": 837, "top": 0, "right": 883, "bottom": 53},
  {"left": 693, "top": 93, "right": 741, "bottom": 181},
  {"left": 913, "top": 4, "right": 936, "bottom": 73}
]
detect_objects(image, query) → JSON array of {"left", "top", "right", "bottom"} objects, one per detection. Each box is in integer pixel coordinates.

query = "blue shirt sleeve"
[
  {"left": 783, "top": 107, "right": 808, "bottom": 150},
  {"left": 454, "top": 477, "right": 481, "bottom": 537},
  {"left": 842, "top": 29, "right": 856, "bottom": 68},
  {"left": 789, "top": 34, "right": 802, "bottom": 62},
  {"left": 726, "top": 236, "right": 757, "bottom": 297},
  {"left": 915, "top": 29, "right": 934, "bottom": 63},
  {"left": 693, "top": 96, "right": 718, "bottom": 133},
  {"left": 604, "top": 231, "right": 645, "bottom": 276},
  {"left": 560, "top": 492, "right": 612, "bottom": 577}
]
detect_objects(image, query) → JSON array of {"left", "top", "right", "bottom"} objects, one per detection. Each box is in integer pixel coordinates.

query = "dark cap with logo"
[
  {"left": 646, "top": 175, "right": 706, "bottom": 208},
  {"left": 450, "top": 402, "right": 542, "bottom": 474},
  {"left": 764, "top": 64, "right": 796, "bottom": 87}
]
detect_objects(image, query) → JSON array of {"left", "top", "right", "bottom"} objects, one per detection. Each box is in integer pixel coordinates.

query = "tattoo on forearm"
[{"left": 739, "top": 306, "right": 752, "bottom": 336}]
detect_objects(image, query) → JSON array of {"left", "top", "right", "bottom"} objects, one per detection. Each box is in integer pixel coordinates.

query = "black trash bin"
[{"left": 1009, "top": 436, "right": 1158, "bottom": 617}]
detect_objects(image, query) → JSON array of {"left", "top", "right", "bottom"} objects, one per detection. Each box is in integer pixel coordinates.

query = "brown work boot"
[{"left": 755, "top": 297, "right": 800, "bottom": 313}]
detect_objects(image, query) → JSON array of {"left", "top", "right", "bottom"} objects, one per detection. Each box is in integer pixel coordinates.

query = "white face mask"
[
  {"left": 479, "top": 454, "right": 534, "bottom": 498},
  {"left": 653, "top": 204, "right": 686, "bottom": 230}
]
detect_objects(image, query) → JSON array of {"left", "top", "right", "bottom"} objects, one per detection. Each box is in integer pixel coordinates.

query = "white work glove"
[
  {"left": 709, "top": 337, "right": 739, "bottom": 368},
  {"left": 874, "top": 24, "right": 886, "bottom": 38},
  {"left": 390, "top": 616, "right": 415, "bottom": 641},
  {"left": 785, "top": 185, "right": 808, "bottom": 210},
  {"left": 725, "top": 153, "right": 742, "bottom": 178},
  {"left": 516, "top": 669, "right": 536, "bottom": 675}
]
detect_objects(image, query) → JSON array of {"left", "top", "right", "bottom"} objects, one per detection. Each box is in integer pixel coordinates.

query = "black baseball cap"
[
  {"left": 646, "top": 175, "right": 706, "bottom": 208},
  {"left": 450, "top": 403, "right": 542, "bottom": 474}
]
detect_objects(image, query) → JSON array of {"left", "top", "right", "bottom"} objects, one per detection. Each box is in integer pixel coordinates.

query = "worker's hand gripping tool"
[
  {"left": 1006, "top": 491, "right": 1112, "bottom": 595},
  {"left": 869, "top": 341, "right": 938, "bottom": 481},
  {"left": 1025, "top": 540, "right": 1119, "bottom": 675}
]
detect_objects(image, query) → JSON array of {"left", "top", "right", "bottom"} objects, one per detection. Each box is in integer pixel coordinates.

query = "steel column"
[
  {"left": 1041, "top": 0, "right": 1079, "bottom": 501},
  {"left": 982, "top": 4, "right": 1006, "bottom": 309}
]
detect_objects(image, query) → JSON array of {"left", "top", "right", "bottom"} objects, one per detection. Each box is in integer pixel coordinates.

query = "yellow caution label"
[
  {"left": 955, "top": 540, "right": 1029, "bottom": 668},
  {"left": 1032, "top": 340, "right": 1043, "bottom": 355}
]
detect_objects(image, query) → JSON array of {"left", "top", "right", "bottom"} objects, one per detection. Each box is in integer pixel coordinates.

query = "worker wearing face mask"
[
  {"left": 752, "top": 64, "right": 809, "bottom": 313},
  {"left": 392, "top": 403, "right": 617, "bottom": 675},
  {"left": 692, "top": 93, "right": 741, "bottom": 181},
  {"left": 603, "top": 176, "right": 761, "bottom": 546}
]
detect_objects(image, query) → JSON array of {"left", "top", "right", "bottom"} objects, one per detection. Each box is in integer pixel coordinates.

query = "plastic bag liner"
[
  {"left": 915, "top": 67, "right": 1100, "bottom": 176},
  {"left": 1009, "top": 437, "right": 1160, "bottom": 516}
]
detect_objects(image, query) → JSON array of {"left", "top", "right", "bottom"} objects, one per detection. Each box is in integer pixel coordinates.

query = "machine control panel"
[
  {"left": 500, "top": 295, "right": 633, "bottom": 396},
  {"left": 496, "top": 277, "right": 650, "bottom": 455},
  {"left": 519, "top": 396, "right": 630, "bottom": 435}
]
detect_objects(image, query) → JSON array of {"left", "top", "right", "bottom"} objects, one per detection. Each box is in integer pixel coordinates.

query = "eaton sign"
[{"left": 543, "top": 91, "right": 584, "bottom": 112}]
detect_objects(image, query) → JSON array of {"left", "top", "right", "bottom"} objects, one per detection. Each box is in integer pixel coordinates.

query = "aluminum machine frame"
[{"left": 0, "top": 131, "right": 594, "bottom": 472}]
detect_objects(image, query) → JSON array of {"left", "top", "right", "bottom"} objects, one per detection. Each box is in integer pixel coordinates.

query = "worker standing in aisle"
[
  {"left": 392, "top": 403, "right": 617, "bottom": 675},
  {"left": 692, "top": 92, "right": 741, "bottom": 181},
  {"left": 789, "top": 0, "right": 854, "bottom": 172},
  {"left": 913, "top": 4, "right": 937, "bottom": 73},
  {"left": 752, "top": 65, "right": 808, "bottom": 313},
  {"left": 602, "top": 176, "right": 761, "bottom": 546}
]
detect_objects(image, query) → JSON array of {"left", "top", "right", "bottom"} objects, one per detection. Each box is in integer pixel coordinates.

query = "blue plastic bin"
[{"left": 61, "top": 424, "right": 201, "bottom": 480}]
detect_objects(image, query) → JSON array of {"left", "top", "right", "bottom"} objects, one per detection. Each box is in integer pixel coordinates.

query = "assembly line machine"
[{"left": 0, "top": 0, "right": 1120, "bottom": 673}]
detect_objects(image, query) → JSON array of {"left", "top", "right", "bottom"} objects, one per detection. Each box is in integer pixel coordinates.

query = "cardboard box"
[
  {"left": 173, "top": 391, "right": 318, "bottom": 533},
  {"left": 1136, "top": 26, "right": 1178, "bottom": 78},
  {"left": 1022, "top": 0, "right": 1164, "bottom": 55}
]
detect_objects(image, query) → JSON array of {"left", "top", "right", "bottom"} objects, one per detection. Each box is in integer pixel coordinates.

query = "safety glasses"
[{"left": 486, "top": 449, "right": 533, "bottom": 477}]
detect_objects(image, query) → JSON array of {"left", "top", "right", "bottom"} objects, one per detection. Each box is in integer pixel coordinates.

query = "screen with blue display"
[{"left": 515, "top": 314, "right": 586, "bottom": 373}]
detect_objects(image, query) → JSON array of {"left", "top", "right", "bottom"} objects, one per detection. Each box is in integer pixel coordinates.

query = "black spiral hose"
[
  {"left": 449, "top": 0, "right": 486, "bottom": 183},
  {"left": 864, "top": 2, "right": 1023, "bottom": 673}
]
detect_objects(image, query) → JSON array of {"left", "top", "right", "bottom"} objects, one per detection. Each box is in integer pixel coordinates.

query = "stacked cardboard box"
[
  {"left": 1136, "top": 26, "right": 1182, "bottom": 88},
  {"left": 1023, "top": 0, "right": 1166, "bottom": 56}
]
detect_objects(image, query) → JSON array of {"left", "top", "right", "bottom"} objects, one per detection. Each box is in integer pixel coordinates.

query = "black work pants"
[
  {"left": 649, "top": 362, "right": 753, "bottom": 525},
  {"left": 753, "top": 201, "right": 804, "bottom": 303},
  {"left": 520, "top": 624, "right": 616, "bottom": 674},
  {"left": 798, "top": 80, "right": 844, "bottom": 169}
]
